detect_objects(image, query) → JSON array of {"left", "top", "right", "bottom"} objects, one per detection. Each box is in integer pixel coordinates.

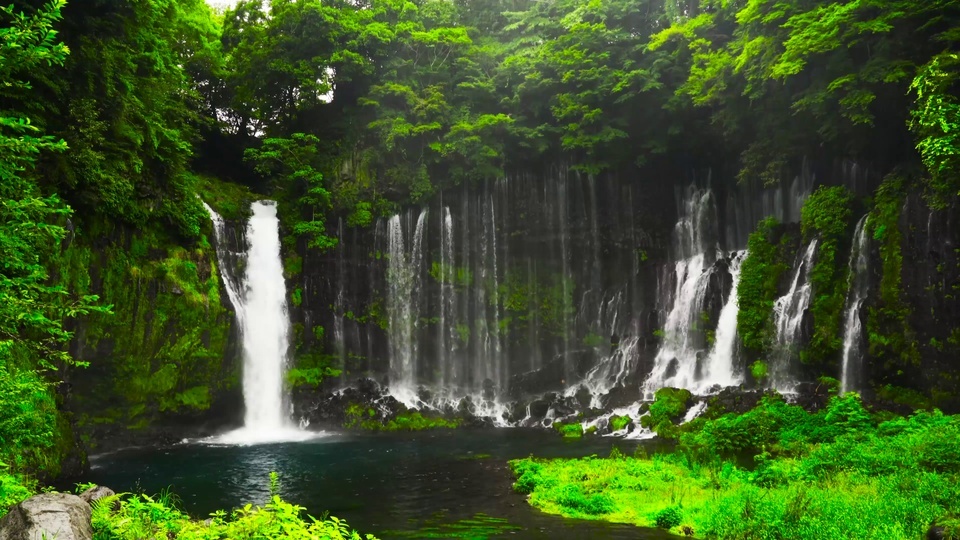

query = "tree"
[
  {"left": 0, "top": 0, "right": 105, "bottom": 474},
  {"left": 245, "top": 133, "right": 338, "bottom": 250}
]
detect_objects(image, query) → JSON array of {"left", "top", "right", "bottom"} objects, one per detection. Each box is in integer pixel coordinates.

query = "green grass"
[{"left": 511, "top": 394, "right": 960, "bottom": 539}]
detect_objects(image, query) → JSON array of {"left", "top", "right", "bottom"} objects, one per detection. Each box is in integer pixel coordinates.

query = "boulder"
[
  {"left": 78, "top": 486, "right": 115, "bottom": 506},
  {"left": 0, "top": 493, "right": 92, "bottom": 540}
]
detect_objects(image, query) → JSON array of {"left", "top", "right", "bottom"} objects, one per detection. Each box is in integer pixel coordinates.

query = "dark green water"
[{"left": 88, "top": 428, "right": 679, "bottom": 539}]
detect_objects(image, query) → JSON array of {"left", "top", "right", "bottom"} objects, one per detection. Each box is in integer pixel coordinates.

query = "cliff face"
[
  {"left": 61, "top": 218, "right": 244, "bottom": 450},
  {"left": 285, "top": 160, "right": 829, "bottom": 404},
  {"left": 285, "top": 158, "right": 960, "bottom": 414},
  {"left": 893, "top": 193, "right": 960, "bottom": 408},
  {"left": 58, "top": 158, "right": 960, "bottom": 452}
]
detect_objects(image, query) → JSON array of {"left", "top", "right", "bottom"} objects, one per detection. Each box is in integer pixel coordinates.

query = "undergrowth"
[
  {"left": 90, "top": 476, "right": 377, "bottom": 540},
  {"left": 511, "top": 394, "right": 960, "bottom": 538}
]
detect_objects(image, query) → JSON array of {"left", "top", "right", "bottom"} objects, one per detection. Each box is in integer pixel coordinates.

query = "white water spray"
[
  {"left": 201, "top": 202, "right": 244, "bottom": 318},
  {"left": 841, "top": 216, "right": 870, "bottom": 393},
  {"left": 769, "top": 239, "right": 818, "bottom": 391},
  {"left": 702, "top": 250, "right": 746, "bottom": 387}
]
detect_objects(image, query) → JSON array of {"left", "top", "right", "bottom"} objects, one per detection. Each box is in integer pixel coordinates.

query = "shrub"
[
  {"left": 654, "top": 505, "right": 683, "bottom": 529},
  {"left": 610, "top": 415, "right": 633, "bottom": 432},
  {"left": 556, "top": 485, "right": 614, "bottom": 515},
  {"left": 90, "top": 483, "right": 379, "bottom": 539},
  {"left": 641, "top": 388, "right": 692, "bottom": 438},
  {"left": 737, "top": 217, "right": 792, "bottom": 352},
  {"left": 553, "top": 422, "right": 584, "bottom": 438}
]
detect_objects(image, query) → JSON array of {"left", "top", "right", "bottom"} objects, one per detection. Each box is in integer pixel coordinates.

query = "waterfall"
[
  {"left": 570, "top": 289, "right": 638, "bottom": 407},
  {"left": 438, "top": 206, "right": 456, "bottom": 388},
  {"left": 702, "top": 250, "right": 746, "bottom": 387},
  {"left": 206, "top": 201, "right": 313, "bottom": 444},
  {"left": 841, "top": 216, "right": 870, "bottom": 393},
  {"left": 201, "top": 202, "right": 244, "bottom": 317},
  {"left": 644, "top": 188, "right": 719, "bottom": 394},
  {"left": 770, "top": 238, "right": 818, "bottom": 391},
  {"left": 387, "top": 211, "right": 427, "bottom": 400}
]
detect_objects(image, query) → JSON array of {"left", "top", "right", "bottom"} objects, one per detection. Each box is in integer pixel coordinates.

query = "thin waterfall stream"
[
  {"left": 770, "top": 238, "right": 819, "bottom": 391},
  {"left": 841, "top": 215, "right": 870, "bottom": 393}
]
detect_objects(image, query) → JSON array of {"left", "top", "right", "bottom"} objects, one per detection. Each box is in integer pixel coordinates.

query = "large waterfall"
[
  {"left": 206, "top": 201, "right": 312, "bottom": 444},
  {"left": 841, "top": 216, "right": 870, "bottom": 393}
]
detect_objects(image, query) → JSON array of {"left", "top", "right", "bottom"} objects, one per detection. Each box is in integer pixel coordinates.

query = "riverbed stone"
[
  {"left": 0, "top": 493, "right": 93, "bottom": 540},
  {"left": 79, "top": 486, "right": 115, "bottom": 506}
]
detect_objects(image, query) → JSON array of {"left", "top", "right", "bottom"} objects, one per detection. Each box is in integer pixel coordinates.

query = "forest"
[{"left": 1, "top": 0, "right": 960, "bottom": 538}]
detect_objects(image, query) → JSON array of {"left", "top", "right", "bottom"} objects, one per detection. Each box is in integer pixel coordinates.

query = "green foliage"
[
  {"left": 738, "top": 217, "right": 792, "bottom": 352},
  {"left": 582, "top": 333, "right": 605, "bottom": 348},
  {"left": 800, "top": 186, "right": 853, "bottom": 365},
  {"left": 641, "top": 388, "right": 692, "bottom": 439},
  {"left": 286, "top": 367, "right": 342, "bottom": 389},
  {"left": 90, "top": 486, "right": 378, "bottom": 539},
  {"left": 553, "top": 422, "right": 584, "bottom": 439},
  {"left": 245, "top": 134, "right": 337, "bottom": 252},
  {"left": 429, "top": 262, "right": 473, "bottom": 288},
  {"left": 63, "top": 224, "right": 235, "bottom": 440},
  {"left": 910, "top": 52, "right": 960, "bottom": 208},
  {"left": 0, "top": 0, "right": 107, "bottom": 476},
  {"left": 31, "top": 0, "right": 221, "bottom": 238},
  {"left": 343, "top": 404, "right": 460, "bottom": 431},
  {"left": 196, "top": 175, "right": 257, "bottom": 222},
  {"left": 0, "top": 471, "right": 35, "bottom": 520},
  {"left": 609, "top": 415, "right": 633, "bottom": 432},
  {"left": 515, "top": 396, "right": 960, "bottom": 539},
  {"left": 654, "top": 505, "right": 683, "bottom": 529},
  {"left": 866, "top": 176, "right": 920, "bottom": 374},
  {"left": 750, "top": 361, "right": 769, "bottom": 382}
]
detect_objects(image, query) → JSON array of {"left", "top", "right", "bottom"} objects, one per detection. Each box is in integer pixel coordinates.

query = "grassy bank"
[{"left": 511, "top": 393, "right": 960, "bottom": 539}]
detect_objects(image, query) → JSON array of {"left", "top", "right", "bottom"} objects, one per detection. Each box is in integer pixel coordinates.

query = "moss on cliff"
[
  {"left": 737, "top": 217, "right": 793, "bottom": 353},
  {"left": 57, "top": 219, "right": 238, "bottom": 445},
  {"left": 800, "top": 186, "right": 854, "bottom": 366},
  {"left": 866, "top": 176, "right": 920, "bottom": 377}
]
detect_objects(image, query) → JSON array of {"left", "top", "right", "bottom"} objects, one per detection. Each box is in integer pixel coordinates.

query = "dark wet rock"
[
  {"left": 703, "top": 387, "right": 764, "bottom": 416},
  {"left": 574, "top": 386, "right": 592, "bottom": 409},
  {"left": 0, "top": 493, "right": 92, "bottom": 540},
  {"left": 550, "top": 403, "right": 576, "bottom": 419},
  {"left": 791, "top": 381, "right": 833, "bottom": 412},
  {"left": 528, "top": 399, "right": 551, "bottom": 420},
  {"left": 78, "top": 486, "right": 115, "bottom": 506},
  {"left": 507, "top": 357, "right": 567, "bottom": 399},
  {"left": 604, "top": 385, "right": 643, "bottom": 409},
  {"left": 925, "top": 515, "right": 958, "bottom": 540},
  {"left": 663, "top": 358, "right": 679, "bottom": 380}
]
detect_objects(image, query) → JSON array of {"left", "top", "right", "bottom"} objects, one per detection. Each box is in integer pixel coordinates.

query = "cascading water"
[
  {"left": 207, "top": 201, "right": 312, "bottom": 444},
  {"left": 360, "top": 171, "right": 819, "bottom": 422},
  {"left": 701, "top": 250, "right": 746, "bottom": 387},
  {"left": 841, "top": 216, "right": 870, "bottom": 393},
  {"left": 770, "top": 239, "right": 818, "bottom": 391},
  {"left": 570, "top": 290, "right": 639, "bottom": 408},
  {"left": 386, "top": 211, "right": 427, "bottom": 402},
  {"left": 644, "top": 187, "right": 724, "bottom": 394},
  {"left": 201, "top": 202, "right": 244, "bottom": 317}
]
